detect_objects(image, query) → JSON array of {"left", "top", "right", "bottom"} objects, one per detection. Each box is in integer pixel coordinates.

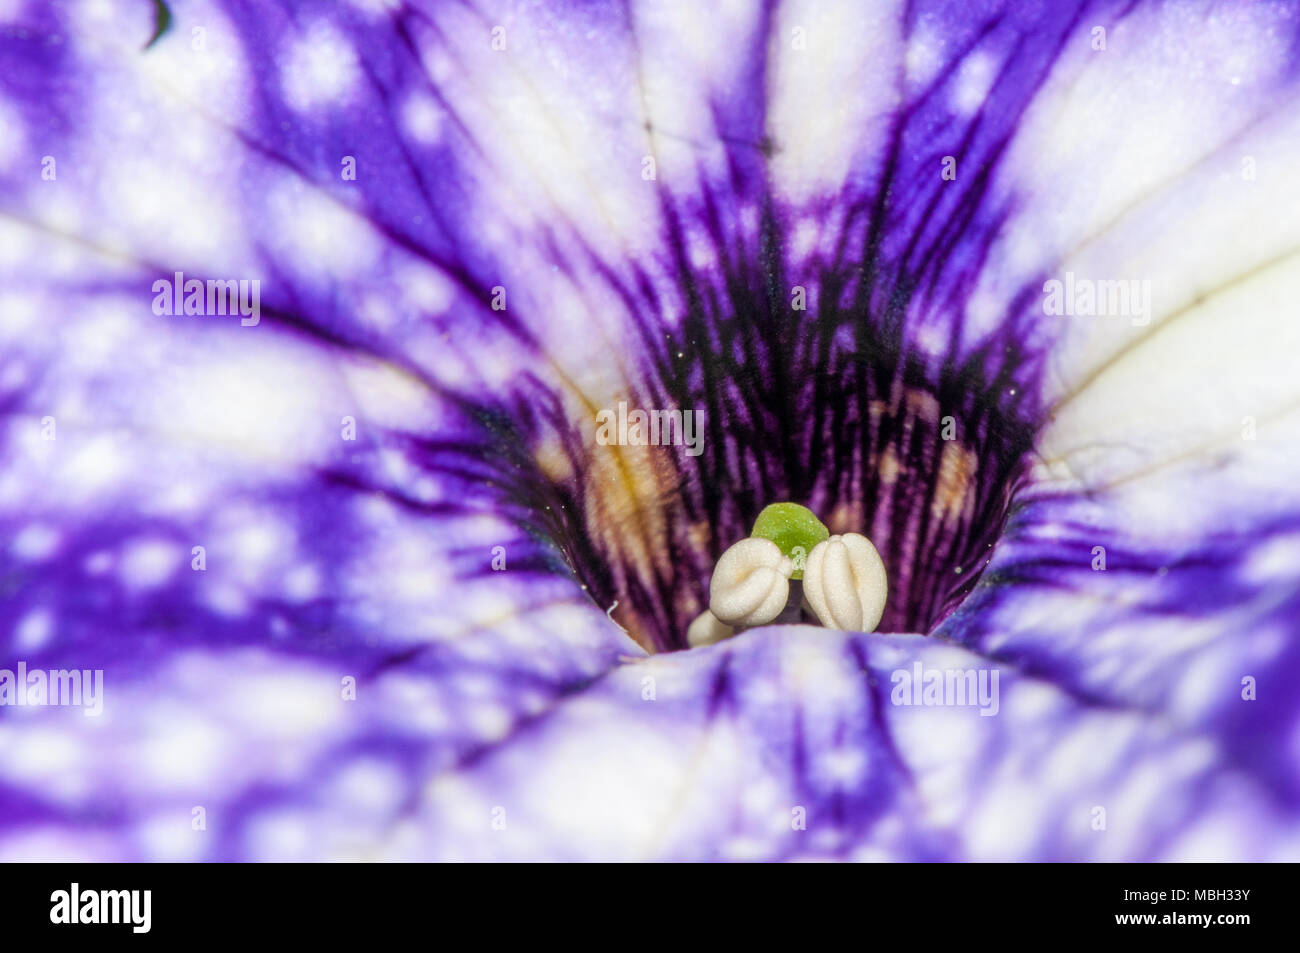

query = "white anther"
[
  {"left": 687, "top": 609, "right": 735, "bottom": 647},
  {"left": 708, "top": 537, "right": 794, "bottom": 628},
  {"left": 802, "top": 533, "right": 888, "bottom": 632}
]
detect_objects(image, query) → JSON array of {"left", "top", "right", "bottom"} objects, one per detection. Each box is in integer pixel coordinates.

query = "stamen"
[
  {"left": 686, "top": 609, "right": 734, "bottom": 648},
  {"left": 802, "top": 534, "right": 889, "bottom": 633},
  {"left": 707, "top": 537, "right": 794, "bottom": 627}
]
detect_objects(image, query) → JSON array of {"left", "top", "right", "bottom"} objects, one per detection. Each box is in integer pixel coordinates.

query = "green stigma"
[{"left": 749, "top": 502, "right": 829, "bottom": 580}]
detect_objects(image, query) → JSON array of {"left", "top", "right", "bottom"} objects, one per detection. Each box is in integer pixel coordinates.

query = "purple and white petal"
[{"left": 0, "top": 0, "right": 1298, "bottom": 862}]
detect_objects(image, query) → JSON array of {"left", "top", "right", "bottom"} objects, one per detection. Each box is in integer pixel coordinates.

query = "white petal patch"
[
  {"left": 767, "top": 0, "right": 904, "bottom": 204},
  {"left": 281, "top": 23, "right": 361, "bottom": 113},
  {"left": 981, "top": 4, "right": 1300, "bottom": 530}
]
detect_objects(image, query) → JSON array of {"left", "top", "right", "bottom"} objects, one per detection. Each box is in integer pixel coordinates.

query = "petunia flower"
[{"left": 1, "top": 0, "right": 1298, "bottom": 861}]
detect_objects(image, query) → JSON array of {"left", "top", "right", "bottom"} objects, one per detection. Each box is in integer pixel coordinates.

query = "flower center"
[
  {"left": 450, "top": 185, "right": 1048, "bottom": 654},
  {"left": 518, "top": 296, "right": 1041, "bottom": 653}
]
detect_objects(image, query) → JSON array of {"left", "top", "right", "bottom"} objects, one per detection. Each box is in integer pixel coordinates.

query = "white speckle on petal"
[
  {"left": 12, "top": 524, "right": 60, "bottom": 561},
  {"left": 14, "top": 609, "right": 53, "bottom": 651},
  {"left": 951, "top": 51, "right": 996, "bottom": 116},
  {"left": 402, "top": 95, "right": 445, "bottom": 145},
  {"left": 120, "top": 538, "right": 178, "bottom": 590},
  {"left": 281, "top": 24, "right": 360, "bottom": 113}
]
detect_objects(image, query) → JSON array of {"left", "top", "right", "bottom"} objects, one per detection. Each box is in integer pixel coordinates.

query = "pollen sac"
[
  {"left": 686, "top": 609, "right": 735, "bottom": 648},
  {"left": 708, "top": 537, "right": 794, "bottom": 628},
  {"left": 802, "top": 533, "right": 888, "bottom": 633}
]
